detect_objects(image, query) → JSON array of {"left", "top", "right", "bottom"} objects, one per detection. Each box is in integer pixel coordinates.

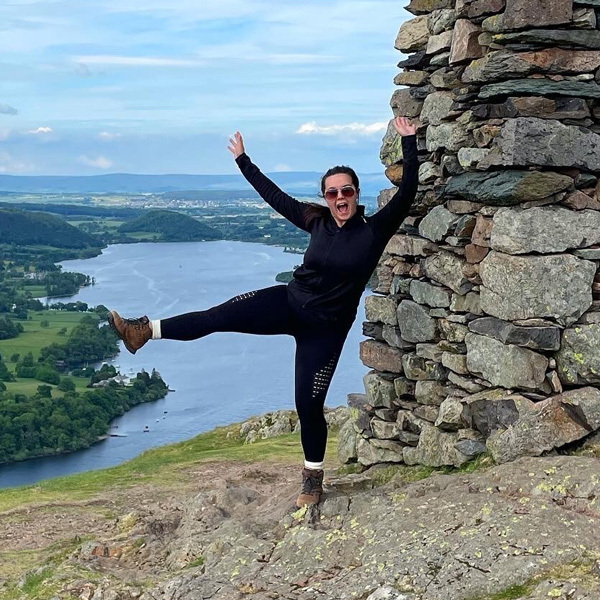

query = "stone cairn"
[{"left": 339, "top": 0, "right": 600, "bottom": 469}]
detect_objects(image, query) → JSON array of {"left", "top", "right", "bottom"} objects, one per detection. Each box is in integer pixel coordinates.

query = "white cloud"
[
  {"left": 28, "top": 126, "right": 53, "bottom": 135},
  {"left": 98, "top": 131, "right": 121, "bottom": 141},
  {"left": 75, "top": 55, "right": 204, "bottom": 67},
  {"left": 296, "top": 121, "right": 387, "bottom": 136},
  {"left": 273, "top": 163, "right": 292, "bottom": 172},
  {"left": 78, "top": 155, "right": 114, "bottom": 169}
]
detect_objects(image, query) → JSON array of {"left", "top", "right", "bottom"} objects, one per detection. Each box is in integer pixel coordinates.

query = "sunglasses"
[{"left": 324, "top": 185, "right": 357, "bottom": 201}]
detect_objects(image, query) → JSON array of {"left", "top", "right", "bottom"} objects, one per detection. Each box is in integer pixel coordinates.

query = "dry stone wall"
[{"left": 339, "top": 0, "right": 600, "bottom": 469}]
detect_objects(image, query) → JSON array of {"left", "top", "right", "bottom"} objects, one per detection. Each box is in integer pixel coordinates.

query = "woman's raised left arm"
[{"left": 370, "top": 117, "right": 419, "bottom": 239}]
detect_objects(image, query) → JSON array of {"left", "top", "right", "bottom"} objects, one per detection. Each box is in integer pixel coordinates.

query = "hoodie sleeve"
[
  {"left": 369, "top": 135, "right": 419, "bottom": 241},
  {"left": 235, "top": 153, "right": 310, "bottom": 232}
]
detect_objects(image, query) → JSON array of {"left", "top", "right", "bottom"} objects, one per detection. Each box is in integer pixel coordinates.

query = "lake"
[{"left": 0, "top": 241, "right": 368, "bottom": 488}]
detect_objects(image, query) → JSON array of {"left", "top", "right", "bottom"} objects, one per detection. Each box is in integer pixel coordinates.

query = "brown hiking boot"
[
  {"left": 108, "top": 311, "right": 152, "bottom": 354},
  {"left": 296, "top": 468, "right": 324, "bottom": 507}
]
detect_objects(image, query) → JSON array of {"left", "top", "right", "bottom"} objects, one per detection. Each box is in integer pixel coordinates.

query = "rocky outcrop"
[{"left": 345, "top": 0, "right": 600, "bottom": 470}]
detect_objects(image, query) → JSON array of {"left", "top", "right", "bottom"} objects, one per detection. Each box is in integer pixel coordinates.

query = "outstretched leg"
[{"left": 110, "top": 285, "right": 291, "bottom": 353}]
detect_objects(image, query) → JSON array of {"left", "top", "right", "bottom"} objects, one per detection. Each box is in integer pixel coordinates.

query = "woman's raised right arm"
[{"left": 228, "top": 132, "right": 310, "bottom": 232}]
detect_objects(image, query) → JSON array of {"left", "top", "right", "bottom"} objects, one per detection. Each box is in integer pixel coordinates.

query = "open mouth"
[{"left": 336, "top": 201, "right": 349, "bottom": 215}]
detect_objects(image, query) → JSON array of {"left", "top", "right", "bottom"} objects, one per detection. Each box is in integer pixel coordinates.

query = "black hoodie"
[{"left": 235, "top": 134, "right": 419, "bottom": 326}]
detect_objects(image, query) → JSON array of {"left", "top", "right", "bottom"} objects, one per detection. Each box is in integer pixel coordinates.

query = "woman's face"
[{"left": 323, "top": 173, "right": 359, "bottom": 227}]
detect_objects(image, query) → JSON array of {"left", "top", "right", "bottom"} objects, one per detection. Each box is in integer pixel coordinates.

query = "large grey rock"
[
  {"left": 479, "top": 251, "right": 595, "bottom": 326},
  {"left": 415, "top": 380, "right": 447, "bottom": 406},
  {"left": 450, "top": 292, "right": 482, "bottom": 315},
  {"left": 480, "top": 118, "right": 600, "bottom": 172},
  {"left": 486, "top": 387, "right": 600, "bottom": 463},
  {"left": 418, "top": 205, "right": 460, "bottom": 242},
  {"left": 502, "top": 0, "right": 572, "bottom": 29},
  {"left": 445, "top": 171, "right": 573, "bottom": 205},
  {"left": 479, "top": 79, "right": 600, "bottom": 100},
  {"left": 364, "top": 371, "right": 397, "bottom": 408},
  {"left": 492, "top": 28, "right": 600, "bottom": 49},
  {"left": 428, "top": 8, "right": 458, "bottom": 35},
  {"left": 465, "top": 332, "right": 549, "bottom": 391},
  {"left": 464, "top": 49, "right": 600, "bottom": 83},
  {"left": 371, "top": 418, "right": 401, "bottom": 440},
  {"left": 410, "top": 280, "right": 452, "bottom": 308},
  {"left": 462, "top": 388, "right": 524, "bottom": 436},
  {"left": 397, "top": 300, "right": 438, "bottom": 343},
  {"left": 441, "top": 352, "right": 469, "bottom": 374},
  {"left": 427, "top": 122, "right": 474, "bottom": 152},
  {"left": 491, "top": 207, "right": 600, "bottom": 254},
  {"left": 365, "top": 296, "right": 398, "bottom": 325},
  {"left": 403, "top": 424, "right": 472, "bottom": 467},
  {"left": 420, "top": 92, "right": 454, "bottom": 125},
  {"left": 556, "top": 323, "right": 600, "bottom": 385},
  {"left": 385, "top": 234, "right": 438, "bottom": 257},
  {"left": 407, "top": 0, "right": 455, "bottom": 14},
  {"left": 395, "top": 16, "right": 430, "bottom": 52},
  {"left": 357, "top": 438, "right": 404, "bottom": 466},
  {"left": 426, "top": 30, "right": 454, "bottom": 55},
  {"left": 468, "top": 316, "right": 561, "bottom": 351},
  {"left": 425, "top": 251, "right": 472, "bottom": 294},
  {"left": 439, "top": 318, "right": 469, "bottom": 342}
]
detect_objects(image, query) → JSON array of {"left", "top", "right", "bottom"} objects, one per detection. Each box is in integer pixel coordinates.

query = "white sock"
[
  {"left": 304, "top": 460, "right": 324, "bottom": 471},
  {"left": 151, "top": 319, "right": 162, "bottom": 340}
]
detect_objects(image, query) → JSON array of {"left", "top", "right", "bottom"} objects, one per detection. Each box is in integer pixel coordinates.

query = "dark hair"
[{"left": 305, "top": 165, "right": 361, "bottom": 226}]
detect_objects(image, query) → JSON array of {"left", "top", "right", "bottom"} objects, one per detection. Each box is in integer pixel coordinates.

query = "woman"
[{"left": 109, "top": 116, "right": 418, "bottom": 507}]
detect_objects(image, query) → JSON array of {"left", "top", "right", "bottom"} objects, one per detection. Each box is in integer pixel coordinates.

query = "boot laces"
[
  {"left": 124, "top": 316, "right": 148, "bottom": 330},
  {"left": 302, "top": 474, "right": 322, "bottom": 495}
]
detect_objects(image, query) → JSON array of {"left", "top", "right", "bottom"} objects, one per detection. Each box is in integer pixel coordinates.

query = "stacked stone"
[{"left": 339, "top": 0, "right": 600, "bottom": 469}]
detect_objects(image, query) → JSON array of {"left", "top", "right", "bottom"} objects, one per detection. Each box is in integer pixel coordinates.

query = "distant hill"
[
  {"left": 119, "top": 210, "right": 221, "bottom": 242},
  {"left": 0, "top": 208, "right": 100, "bottom": 249},
  {"left": 0, "top": 172, "right": 390, "bottom": 196}
]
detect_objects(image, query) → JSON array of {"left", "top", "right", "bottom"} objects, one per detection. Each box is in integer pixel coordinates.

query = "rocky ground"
[{"left": 2, "top": 416, "right": 600, "bottom": 600}]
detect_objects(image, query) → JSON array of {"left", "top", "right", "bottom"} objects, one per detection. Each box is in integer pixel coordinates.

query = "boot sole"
[{"left": 108, "top": 312, "right": 138, "bottom": 355}]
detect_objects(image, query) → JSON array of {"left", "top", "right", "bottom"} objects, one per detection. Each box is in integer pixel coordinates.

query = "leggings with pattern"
[{"left": 160, "top": 285, "right": 350, "bottom": 463}]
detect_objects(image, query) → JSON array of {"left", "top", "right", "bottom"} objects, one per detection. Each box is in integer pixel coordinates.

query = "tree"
[
  {"left": 58, "top": 378, "right": 76, "bottom": 392},
  {"left": 36, "top": 385, "right": 52, "bottom": 398}
]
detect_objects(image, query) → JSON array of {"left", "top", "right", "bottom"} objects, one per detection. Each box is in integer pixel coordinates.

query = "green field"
[
  {"left": 0, "top": 311, "right": 99, "bottom": 392},
  {"left": 0, "top": 311, "right": 96, "bottom": 364}
]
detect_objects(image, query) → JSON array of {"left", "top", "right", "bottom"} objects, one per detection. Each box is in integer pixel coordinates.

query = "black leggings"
[{"left": 160, "top": 285, "right": 350, "bottom": 463}]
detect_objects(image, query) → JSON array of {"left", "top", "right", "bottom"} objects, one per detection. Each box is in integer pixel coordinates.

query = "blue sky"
[{"left": 1, "top": 0, "right": 411, "bottom": 175}]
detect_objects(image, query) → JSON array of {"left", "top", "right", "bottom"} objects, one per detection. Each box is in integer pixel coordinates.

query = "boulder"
[
  {"left": 363, "top": 371, "right": 397, "bottom": 409},
  {"left": 441, "top": 352, "right": 469, "bottom": 374},
  {"left": 337, "top": 418, "right": 358, "bottom": 464},
  {"left": 465, "top": 332, "right": 549, "bottom": 391},
  {"left": 418, "top": 205, "right": 460, "bottom": 242},
  {"left": 425, "top": 251, "right": 472, "bottom": 294},
  {"left": 492, "top": 28, "right": 600, "bottom": 49},
  {"left": 491, "top": 207, "right": 600, "bottom": 254},
  {"left": 450, "top": 19, "right": 484, "bottom": 64},
  {"left": 403, "top": 353, "right": 447, "bottom": 380},
  {"left": 468, "top": 316, "right": 561, "bottom": 351},
  {"left": 395, "top": 16, "right": 430, "bottom": 53},
  {"left": 409, "top": 280, "right": 452, "bottom": 308},
  {"left": 479, "top": 251, "right": 595, "bottom": 326},
  {"left": 445, "top": 171, "right": 573, "bottom": 205},
  {"left": 486, "top": 387, "right": 600, "bottom": 463},
  {"left": 357, "top": 438, "right": 404, "bottom": 466},
  {"left": 420, "top": 91, "right": 455, "bottom": 126},
  {"left": 365, "top": 295, "right": 398, "bottom": 325},
  {"left": 426, "top": 122, "right": 474, "bottom": 152},
  {"left": 479, "top": 79, "right": 600, "bottom": 101},
  {"left": 426, "top": 30, "right": 454, "bottom": 55},
  {"left": 407, "top": 0, "right": 455, "bottom": 14},
  {"left": 480, "top": 118, "right": 600, "bottom": 172},
  {"left": 385, "top": 234, "right": 438, "bottom": 257},
  {"left": 415, "top": 380, "right": 448, "bottom": 405},
  {"left": 397, "top": 300, "right": 438, "bottom": 343},
  {"left": 403, "top": 424, "right": 472, "bottom": 467},
  {"left": 502, "top": 0, "right": 572, "bottom": 29},
  {"left": 435, "top": 396, "right": 468, "bottom": 430},
  {"left": 450, "top": 292, "right": 482, "bottom": 315}
]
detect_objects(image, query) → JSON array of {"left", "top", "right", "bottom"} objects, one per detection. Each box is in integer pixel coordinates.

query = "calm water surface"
[{"left": 0, "top": 241, "right": 367, "bottom": 488}]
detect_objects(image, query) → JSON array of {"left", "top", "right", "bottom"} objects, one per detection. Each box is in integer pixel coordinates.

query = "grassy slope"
[{"left": 0, "top": 426, "right": 337, "bottom": 513}]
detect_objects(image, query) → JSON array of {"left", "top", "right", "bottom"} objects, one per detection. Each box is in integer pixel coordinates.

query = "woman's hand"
[
  {"left": 393, "top": 116, "right": 417, "bottom": 137},
  {"left": 227, "top": 131, "right": 246, "bottom": 159}
]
